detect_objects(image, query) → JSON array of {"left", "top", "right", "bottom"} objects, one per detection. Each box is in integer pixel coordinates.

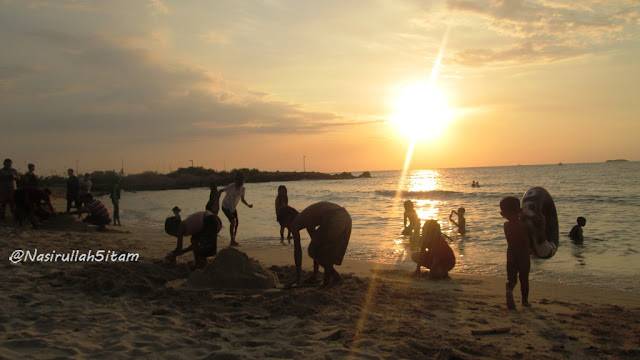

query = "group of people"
[
  {"left": 64, "top": 168, "right": 122, "bottom": 230},
  {"left": 0, "top": 159, "right": 55, "bottom": 228},
  {"left": 403, "top": 196, "right": 586, "bottom": 310},
  {"left": 3, "top": 158, "right": 593, "bottom": 307},
  {"left": 5, "top": 158, "right": 592, "bottom": 303},
  {"left": 165, "top": 171, "right": 463, "bottom": 288},
  {"left": 165, "top": 171, "right": 351, "bottom": 287},
  {"left": 165, "top": 171, "right": 253, "bottom": 268},
  {"left": 0, "top": 158, "right": 124, "bottom": 231},
  {"left": 167, "top": 171, "right": 589, "bottom": 300}
]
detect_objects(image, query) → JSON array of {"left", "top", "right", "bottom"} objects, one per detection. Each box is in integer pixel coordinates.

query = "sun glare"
[{"left": 391, "top": 83, "right": 452, "bottom": 141}]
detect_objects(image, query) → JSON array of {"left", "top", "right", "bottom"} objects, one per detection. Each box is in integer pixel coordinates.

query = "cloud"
[
  {"left": 147, "top": 0, "right": 168, "bottom": 16},
  {"left": 199, "top": 30, "right": 230, "bottom": 45},
  {"left": 453, "top": 41, "right": 586, "bottom": 67},
  {"left": 0, "top": 65, "right": 40, "bottom": 91},
  {"left": 1, "top": 30, "right": 362, "bottom": 145},
  {"left": 446, "top": 0, "right": 640, "bottom": 66}
]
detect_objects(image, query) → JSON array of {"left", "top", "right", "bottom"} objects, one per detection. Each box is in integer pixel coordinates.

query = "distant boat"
[
  {"left": 605, "top": 159, "right": 629, "bottom": 163},
  {"left": 558, "top": 162, "right": 563, "bottom": 166}
]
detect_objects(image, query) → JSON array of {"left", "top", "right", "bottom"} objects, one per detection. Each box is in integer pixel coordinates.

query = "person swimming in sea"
[
  {"left": 402, "top": 200, "right": 421, "bottom": 237},
  {"left": 569, "top": 217, "right": 586, "bottom": 244},
  {"left": 449, "top": 207, "right": 466, "bottom": 235}
]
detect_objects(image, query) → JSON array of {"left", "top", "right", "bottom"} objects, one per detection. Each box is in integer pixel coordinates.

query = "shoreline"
[
  {"left": 2, "top": 201, "right": 639, "bottom": 359},
  {"left": 241, "top": 246, "right": 640, "bottom": 307}
]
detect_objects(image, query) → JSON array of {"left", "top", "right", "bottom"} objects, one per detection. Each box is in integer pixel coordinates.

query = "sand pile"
[{"left": 188, "top": 247, "right": 279, "bottom": 289}]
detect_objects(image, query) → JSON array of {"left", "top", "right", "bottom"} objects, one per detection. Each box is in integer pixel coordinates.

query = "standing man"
[
  {"left": 110, "top": 176, "right": 122, "bottom": 226},
  {"left": 22, "top": 163, "right": 38, "bottom": 188},
  {"left": 77, "top": 173, "right": 92, "bottom": 208},
  {"left": 0, "top": 159, "right": 20, "bottom": 221},
  {"left": 66, "top": 168, "right": 79, "bottom": 213},
  {"left": 277, "top": 202, "right": 352, "bottom": 287}
]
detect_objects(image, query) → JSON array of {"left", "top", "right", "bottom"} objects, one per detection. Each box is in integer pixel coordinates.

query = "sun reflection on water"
[
  {"left": 414, "top": 199, "right": 441, "bottom": 224},
  {"left": 388, "top": 169, "right": 449, "bottom": 263},
  {"left": 404, "top": 170, "right": 445, "bottom": 225},
  {"left": 405, "top": 169, "right": 440, "bottom": 193}
]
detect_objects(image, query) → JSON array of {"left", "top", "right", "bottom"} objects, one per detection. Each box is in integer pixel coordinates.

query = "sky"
[{"left": 1, "top": 0, "right": 639, "bottom": 175}]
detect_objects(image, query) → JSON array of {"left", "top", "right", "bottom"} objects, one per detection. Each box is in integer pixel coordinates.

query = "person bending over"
[
  {"left": 14, "top": 187, "right": 55, "bottom": 228},
  {"left": 166, "top": 210, "right": 222, "bottom": 269},
  {"left": 277, "top": 202, "right": 352, "bottom": 287},
  {"left": 79, "top": 193, "right": 111, "bottom": 231}
]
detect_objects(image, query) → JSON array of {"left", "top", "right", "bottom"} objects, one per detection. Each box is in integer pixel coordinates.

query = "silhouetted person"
[
  {"left": 166, "top": 210, "right": 222, "bottom": 269},
  {"left": 172, "top": 206, "right": 181, "bottom": 222},
  {"left": 449, "top": 207, "right": 466, "bottom": 235},
  {"left": 277, "top": 202, "right": 352, "bottom": 287},
  {"left": 66, "top": 168, "right": 79, "bottom": 213},
  {"left": 500, "top": 196, "right": 530, "bottom": 309},
  {"left": 412, "top": 220, "right": 455, "bottom": 279},
  {"left": 275, "top": 185, "right": 292, "bottom": 242},
  {"left": 569, "top": 217, "right": 586, "bottom": 244},
  {"left": 78, "top": 173, "right": 92, "bottom": 207},
  {"left": 219, "top": 171, "right": 253, "bottom": 247},
  {"left": 78, "top": 193, "right": 111, "bottom": 231},
  {"left": 22, "top": 163, "right": 38, "bottom": 188},
  {"left": 206, "top": 182, "right": 220, "bottom": 215},
  {"left": 402, "top": 200, "right": 421, "bottom": 237},
  {"left": 0, "top": 159, "right": 20, "bottom": 221},
  {"left": 110, "top": 177, "right": 122, "bottom": 226},
  {"left": 14, "top": 187, "right": 55, "bottom": 228}
]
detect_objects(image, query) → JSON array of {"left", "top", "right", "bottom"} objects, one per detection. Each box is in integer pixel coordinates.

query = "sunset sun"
[{"left": 392, "top": 82, "right": 452, "bottom": 141}]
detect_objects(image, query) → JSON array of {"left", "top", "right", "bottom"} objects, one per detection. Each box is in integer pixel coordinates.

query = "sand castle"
[{"left": 188, "top": 247, "right": 279, "bottom": 289}]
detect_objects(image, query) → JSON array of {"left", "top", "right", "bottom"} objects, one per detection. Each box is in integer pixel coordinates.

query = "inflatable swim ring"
[{"left": 521, "top": 187, "right": 559, "bottom": 259}]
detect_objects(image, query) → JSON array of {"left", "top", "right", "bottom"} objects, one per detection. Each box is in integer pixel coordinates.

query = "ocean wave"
[{"left": 375, "top": 189, "right": 463, "bottom": 199}]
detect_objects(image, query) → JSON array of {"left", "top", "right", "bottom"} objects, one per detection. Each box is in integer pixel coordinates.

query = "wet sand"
[{"left": 1, "top": 199, "right": 639, "bottom": 359}]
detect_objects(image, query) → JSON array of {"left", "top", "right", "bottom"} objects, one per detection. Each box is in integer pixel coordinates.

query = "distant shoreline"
[{"left": 41, "top": 168, "right": 372, "bottom": 193}]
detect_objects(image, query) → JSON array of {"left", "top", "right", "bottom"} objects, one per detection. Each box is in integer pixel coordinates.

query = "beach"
[{"left": 1, "top": 197, "right": 639, "bottom": 360}]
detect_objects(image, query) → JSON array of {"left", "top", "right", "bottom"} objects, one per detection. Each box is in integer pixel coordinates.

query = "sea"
[{"left": 106, "top": 162, "right": 640, "bottom": 293}]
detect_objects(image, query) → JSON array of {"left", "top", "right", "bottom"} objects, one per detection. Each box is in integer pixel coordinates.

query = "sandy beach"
[{"left": 1, "top": 198, "right": 639, "bottom": 360}]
